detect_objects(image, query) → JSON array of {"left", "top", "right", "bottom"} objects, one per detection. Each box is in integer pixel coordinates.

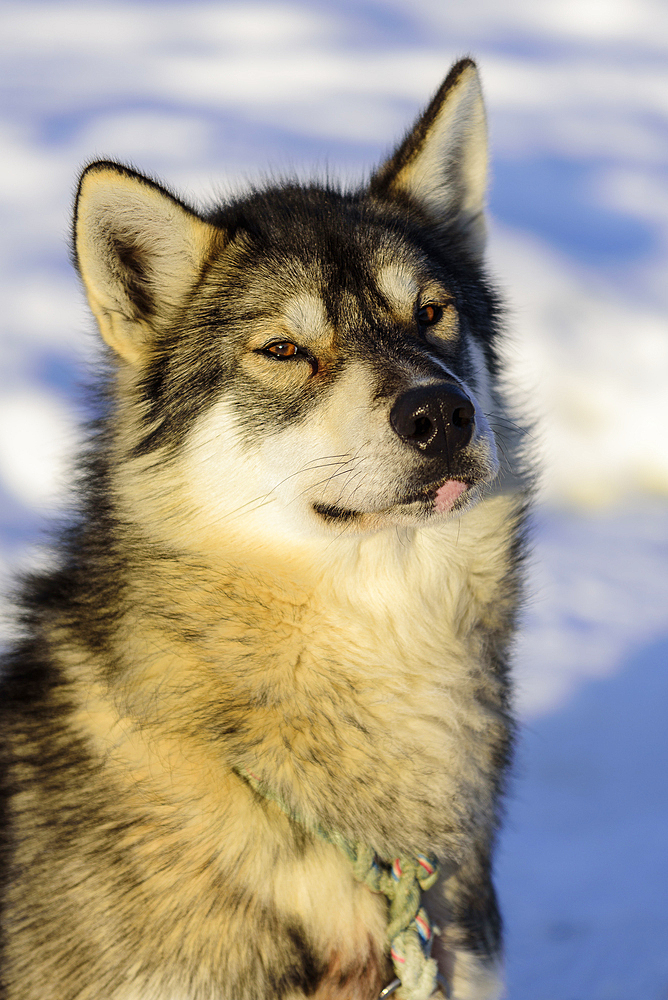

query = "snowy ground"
[
  {"left": 1, "top": 1, "right": 667, "bottom": 996},
  {"left": 500, "top": 504, "right": 668, "bottom": 999}
]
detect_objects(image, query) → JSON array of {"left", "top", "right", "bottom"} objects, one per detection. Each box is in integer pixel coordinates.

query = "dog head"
[{"left": 74, "top": 59, "right": 507, "bottom": 547}]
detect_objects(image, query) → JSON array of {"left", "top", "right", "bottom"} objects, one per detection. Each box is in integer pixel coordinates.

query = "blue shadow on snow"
[{"left": 497, "top": 633, "right": 668, "bottom": 999}]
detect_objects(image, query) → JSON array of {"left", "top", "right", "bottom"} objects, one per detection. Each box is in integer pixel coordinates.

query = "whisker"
[
  {"left": 202, "top": 453, "right": 356, "bottom": 525},
  {"left": 288, "top": 462, "right": 364, "bottom": 508}
]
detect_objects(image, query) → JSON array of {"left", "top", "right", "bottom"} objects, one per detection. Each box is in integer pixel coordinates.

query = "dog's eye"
[
  {"left": 417, "top": 304, "right": 442, "bottom": 326},
  {"left": 265, "top": 342, "right": 299, "bottom": 358}
]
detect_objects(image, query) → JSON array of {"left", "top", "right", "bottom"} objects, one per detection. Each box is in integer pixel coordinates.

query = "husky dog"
[{"left": 0, "top": 59, "right": 529, "bottom": 1000}]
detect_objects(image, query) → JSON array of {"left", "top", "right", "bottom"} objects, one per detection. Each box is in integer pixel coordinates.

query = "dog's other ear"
[
  {"left": 369, "top": 59, "right": 488, "bottom": 259},
  {"left": 74, "top": 162, "right": 220, "bottom": 364}
]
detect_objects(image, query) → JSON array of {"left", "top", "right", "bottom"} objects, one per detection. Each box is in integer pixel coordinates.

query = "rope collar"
[{"left": 238, "top": 768, "right": 449, "bottom": 1000}]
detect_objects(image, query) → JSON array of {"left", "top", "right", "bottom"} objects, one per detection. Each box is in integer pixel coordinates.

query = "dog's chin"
[{"left": 312, "top": 478, "right": 478, "bottom": 531}]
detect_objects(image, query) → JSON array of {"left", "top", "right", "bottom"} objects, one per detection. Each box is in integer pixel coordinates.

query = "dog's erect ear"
[
  {"left": 74, "top": 162, "right": 219, "bottom": 364},
  {"left": 369, "top": 59, "right": 488, "bottom": 259}
]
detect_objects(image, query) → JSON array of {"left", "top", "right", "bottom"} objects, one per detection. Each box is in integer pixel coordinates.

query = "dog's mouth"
[{"left": 313, "top": 478, "right": 472, "bottom": 524}]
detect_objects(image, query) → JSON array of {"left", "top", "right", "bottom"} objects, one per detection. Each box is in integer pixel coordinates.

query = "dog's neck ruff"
[{"left": 237, "top": 769, "right": 448, "bottom": 1000}]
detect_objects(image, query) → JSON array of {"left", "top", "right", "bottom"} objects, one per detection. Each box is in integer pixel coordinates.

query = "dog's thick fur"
[{"left": 0, "top": 60, "right": 529, "bottom": 1000}]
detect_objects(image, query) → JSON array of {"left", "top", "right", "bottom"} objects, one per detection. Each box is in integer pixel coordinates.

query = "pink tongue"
[{"left": 434, "top": 480, "right": 468, "bottom": 513}]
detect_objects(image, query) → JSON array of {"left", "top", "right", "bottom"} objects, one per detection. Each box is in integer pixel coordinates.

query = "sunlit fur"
[{"left": 1, "top": 59, "right": 531, "bottom": 1000}]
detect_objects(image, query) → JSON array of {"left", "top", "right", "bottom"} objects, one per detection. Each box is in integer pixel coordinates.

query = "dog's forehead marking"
[
  {"left": 376, "top": 264, "right": 419, "bottom": 319},
  {"left": 282, "top": 292, "right": 329, "bottom": 339}
]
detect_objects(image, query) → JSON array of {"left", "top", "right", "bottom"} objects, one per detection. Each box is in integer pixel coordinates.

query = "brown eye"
[
  {"left": 266, "top": 342, "right": 298, "bottom": 358},
  {"left": 417, "top": 304, "right": 442, "bottom": 326}
]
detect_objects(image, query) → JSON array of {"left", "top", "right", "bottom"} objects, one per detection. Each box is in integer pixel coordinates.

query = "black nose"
[{"left": 390, "top": 383, "right": 475, "bottom": 458}]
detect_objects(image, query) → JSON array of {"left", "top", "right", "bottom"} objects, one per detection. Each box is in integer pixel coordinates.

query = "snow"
[
  {"left": 1, "top": 1, "right": 667, "bottom": 995},
  {"left": 500, "top": 630, "right": 668, "bottom": 999}
]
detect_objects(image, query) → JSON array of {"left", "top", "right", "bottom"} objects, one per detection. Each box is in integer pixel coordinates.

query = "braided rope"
[{"left": 239, "top": 769, "right": 442, "bottom": 1000}]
